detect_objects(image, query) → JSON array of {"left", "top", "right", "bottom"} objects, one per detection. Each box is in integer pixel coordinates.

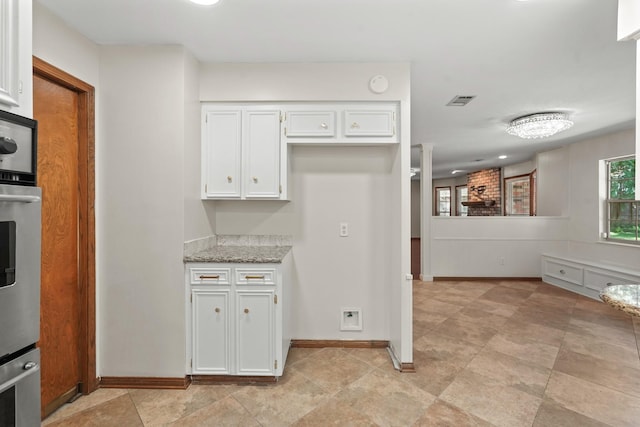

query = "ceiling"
[{"left": 37, "top": 0, "right": 636, "bottom": 179}]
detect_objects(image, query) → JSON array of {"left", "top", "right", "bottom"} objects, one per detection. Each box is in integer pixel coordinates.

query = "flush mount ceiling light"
[
  {"left": 189, "top": 0, "right": 220, "bottom": 5},
  {"left": 506, "top": 112, "right": 573, "bottom": 139}
]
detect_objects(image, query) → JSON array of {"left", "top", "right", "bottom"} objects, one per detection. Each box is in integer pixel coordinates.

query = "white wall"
[
  {"left": 504, "top": 160, "right": 535, "bottom": 179},
  {"left": 566, "top": 129, "right": 638, "bottom": 269},
  {"left": 428, "top": 128, "right": 636, "bottom": 278},
  {"left": 183, "top": 52, "right": 215, "bottom": 241},
  {"left": 32, "top": 3, "right": 99, "bottom": 87},
  {"left": 216, "top": 145, "right": 391, "bottom": 340},
  {"left": 536, "top": 146, "right": 570, "bottom": 216},
  {"left": 201, "top": 62, "right": 413, "bottom": 361},
  {"left": 98, "top": 46, "right": 190, "bottom": 376},
  {"left": 431, "top": 217, "right": 568, "bottom": 277}
]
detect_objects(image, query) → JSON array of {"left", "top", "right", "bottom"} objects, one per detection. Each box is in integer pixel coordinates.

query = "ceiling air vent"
[{"left": 446, "top": 95, "right": 476, "bottom": 107}]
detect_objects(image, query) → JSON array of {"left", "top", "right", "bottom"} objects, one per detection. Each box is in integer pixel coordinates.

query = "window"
[
  {"left": 435, "top": 187, "right": 451, "bottom": 216},
  {"left": 504, "top": 172, "right": 535, "bottom": 216},
  {"left": 455, "top": 185, "right": 468, "bottom": 216},
  {"left": 606, "top": 156, "right": 638, "bottom": 244}
]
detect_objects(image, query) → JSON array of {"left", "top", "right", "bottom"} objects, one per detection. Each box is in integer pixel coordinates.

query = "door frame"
[{"left": 33, "top": 56, "right": 97, "bottom": 394}]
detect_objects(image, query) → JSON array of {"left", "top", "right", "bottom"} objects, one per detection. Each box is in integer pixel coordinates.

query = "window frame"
[
  {"left": 434, "top": 186, "right": 451, "bottom": 216},
  {"left": 455, "top": 185, "right": 468, "bottom": 216},
  {"left": 503, "top": 172, "right": 535, "bottom": 216},
  {"left": 605, "top": 156, "right": 638, "bottom": 245}
]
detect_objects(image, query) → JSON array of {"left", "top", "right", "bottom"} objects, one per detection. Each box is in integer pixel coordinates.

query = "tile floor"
[{"left": 42, "top": 279, "right": 640, "bottom": 426}]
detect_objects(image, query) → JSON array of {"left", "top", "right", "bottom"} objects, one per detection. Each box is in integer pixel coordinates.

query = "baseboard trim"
[
  {"left": 399, "top": 363, "right": 416, "bottom": 373},
  {"left": 290, "top": 339, "right": 389, "bottom": 349},
  {"left": 191, "top": 375, "right": 278, "bottom": 385},
  {"left": 434, "top": 277, "right": 541, "bottom": 282},
  {"left": 99, "top": 376, "right": 190, "bottom": 389}
]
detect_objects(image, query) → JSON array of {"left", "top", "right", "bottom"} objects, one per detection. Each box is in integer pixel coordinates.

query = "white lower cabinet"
[
  {"left": 192, "top": 290, "right": 230, "bottom": 374},
  {"left": 236, "top": 290, "right": 275, "bottom": 375},
  {"left": 541, "top": 254, "right": 640, "bottom": 300},
  {"left": 187, "top": 261, "right": 290, "bottom": 377}
]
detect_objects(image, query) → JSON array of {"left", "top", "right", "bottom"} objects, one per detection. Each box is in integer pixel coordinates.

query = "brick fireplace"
[{"left": 465, "top": 168, "right": 501, "bottom": 216}]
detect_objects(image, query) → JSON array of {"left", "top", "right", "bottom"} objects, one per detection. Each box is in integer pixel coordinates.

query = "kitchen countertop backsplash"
[{"left": 184, "top": 235, "right": 292, "bottom": 264}]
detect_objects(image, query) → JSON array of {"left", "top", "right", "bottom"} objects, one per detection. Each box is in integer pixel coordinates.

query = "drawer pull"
[
  {"left": 351, "top": 122, "right": 360, "bottom": 129},
  {"left": 320, "top": 122, "right": 328, "bottom": 129},
  {"left": 245, "top": 275, "right": 265, "bottom": 280},
  {"left": 244, "top": 308, "right": 250, "bottom": 314},
  {"left": 214, "top": 307, "right": 220, "bottom": 313},
  {"left": 199, "top": 275, "right": 220, "bottom": 279},
  {"left": 606, "top": 282, "right": 614, "bottom": 286},
  {"left": 559, "top": 269, "right": 566, "bottom": 274},
  {"left": 252, "top": 176, "right": 258, "bottom": 183},
  {"left": 227, "top": 176, "right": 233, "bottom": 183}
]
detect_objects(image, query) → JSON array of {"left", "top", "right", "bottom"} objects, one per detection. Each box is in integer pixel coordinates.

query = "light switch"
[{"left": 339, "top": 222, "right": 349, "bottom": 237}]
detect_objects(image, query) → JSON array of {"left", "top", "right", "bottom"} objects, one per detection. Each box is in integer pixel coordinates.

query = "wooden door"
[{"left": 33, "top": 57, "right": 97, "bottom": 419}]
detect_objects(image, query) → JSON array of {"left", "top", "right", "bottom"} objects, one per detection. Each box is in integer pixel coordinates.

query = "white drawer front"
[
  {"left": 236, "top": 268, "right": 276, "bottom": 285},
  {"left": 344, "top": 110, "right": 395, "bottom": 137},
  {"left": 543, "top": 260, "right": 583, "bottom": 285},
  {"left": 286, "top": 111, "right": 336, "bottom": 137},
  {"left": 584, "top": 269, "right": 639, "bottom": 291},
  {"left": 190, "top": 268, "right": 231, "bottom": 285}
]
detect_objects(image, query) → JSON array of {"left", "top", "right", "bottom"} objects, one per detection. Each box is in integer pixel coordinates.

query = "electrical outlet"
[{"left": 339, "top": 222, "right": 349, "bottom": 237}]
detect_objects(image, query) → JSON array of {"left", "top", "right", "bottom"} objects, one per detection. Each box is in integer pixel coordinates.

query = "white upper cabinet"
[
  {"left": 282, "top": 102, "right": 399, "bottom": 144},
  {"left": 201, "top": 104, "right": 286, "bottom": 200},
  {"left": 243, "top": 110, "right": 282, "bottom": 199},
  {"left": 285, "top": 110, "right": 336, "bottom": 138},
  {"left": 202, "top": 109, "right": 242, "bottom": 199},
  {"left": 343, "top": 109, "right": 395, "bottom": 137},
  {"left": 0, "top": 0, "right": 31, "bottom": 116},
  {"left": 618, "top": 0, "right": 640, "bottom": 40}
]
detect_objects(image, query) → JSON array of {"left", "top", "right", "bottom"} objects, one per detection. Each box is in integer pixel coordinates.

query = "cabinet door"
[
  {"left": 343, "top": 109, "right": 395, "bottom": 137},
  {"left": 202, "top": 109, "right": 242, "bottom": 199},
  {"left": 236, "top": 290, "right": 275, "bottom": 375},
  {"left": 192, "top": 290, "right": 231, "bottom": 374},
  {"left": 285, "top": 111, "right": 336, "bottom": 137},
  {"left": 243, "top": 110, "right": 281, "bottom": 199}
]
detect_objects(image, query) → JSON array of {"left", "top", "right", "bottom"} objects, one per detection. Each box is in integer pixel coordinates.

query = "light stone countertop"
[
  {"left": 183, "top": 234, "right": 292, "bottom": 263},
  {"left": 184, "top": 245, "right": 292, "bottom": 264}
]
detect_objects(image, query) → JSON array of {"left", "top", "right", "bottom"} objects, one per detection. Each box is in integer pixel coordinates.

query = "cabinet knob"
[
  {"left": 244, "top": 308, "right": 249, "bottom": 314},
  {"left": 351, "top": 122, "right": 360, "bottom": 129},
  {"left": 215, "top": 307, "right": 220, "bottom": 313},
  {"left": 320, "top": 122, "right": 328, "bottom": 129},
  {"left": 606, "top": 282, "right": 613, "bottom": 286},
  {"left": 227, "top": 176, "right": 233, "bottom": 183},
  {"left": 559, "top": 269, "right": 566, "bottom": 274},
  {"left": 252, "top": 176, "right": 258, "bottom": 183}
]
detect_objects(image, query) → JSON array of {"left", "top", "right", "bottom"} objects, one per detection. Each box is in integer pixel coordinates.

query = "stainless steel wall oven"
[{"left": 0, "top": 109, "right": 41, "bottom": 426}]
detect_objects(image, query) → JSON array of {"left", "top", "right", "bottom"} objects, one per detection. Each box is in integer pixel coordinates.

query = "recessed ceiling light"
[
  {"left": 498, "top": 155, "right": 508, "bottom": 160},
  {"left": 189, "top": 0, "right": 220, "bottom": 5}
]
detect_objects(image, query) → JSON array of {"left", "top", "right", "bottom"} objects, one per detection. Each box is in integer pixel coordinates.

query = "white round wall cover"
[{"left": 369, "top": 75, "right": 389, "bottom": 94}]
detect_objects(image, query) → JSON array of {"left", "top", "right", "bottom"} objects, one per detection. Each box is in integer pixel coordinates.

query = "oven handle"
[
  {"left": 0, "top": 362, "right": 39, "bottom": 393},
  {"left": 0, "top": 194, "right": 41, "bottom": 203}
]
